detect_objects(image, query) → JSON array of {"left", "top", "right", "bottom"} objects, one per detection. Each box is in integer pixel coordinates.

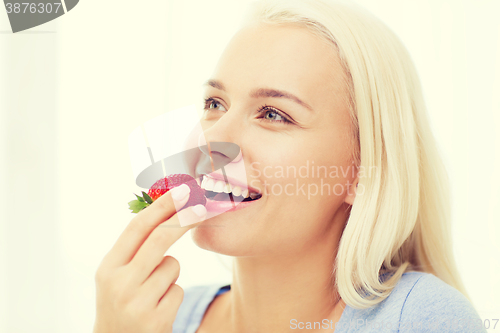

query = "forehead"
[{"left": 210, "top": 22, "right": 346, "bottom": 111}]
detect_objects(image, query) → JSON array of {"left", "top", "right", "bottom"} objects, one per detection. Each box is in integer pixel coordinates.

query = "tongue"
[{"left": 213, "top": 193, "right": 232, "bottom": 201}]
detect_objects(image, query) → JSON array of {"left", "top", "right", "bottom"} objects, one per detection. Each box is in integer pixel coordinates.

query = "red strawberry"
[{"left": 128, "top": 174, "right": 206, "bottom": 213}]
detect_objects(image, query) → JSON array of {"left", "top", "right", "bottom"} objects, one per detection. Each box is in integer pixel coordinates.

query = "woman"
[{"left": 93, "top": 0, "right": 486, "bottom": 332}]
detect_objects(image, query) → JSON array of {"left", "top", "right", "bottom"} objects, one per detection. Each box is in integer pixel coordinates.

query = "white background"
[{"left": 0, "top": 0, "right": 499, "bottom": 332}]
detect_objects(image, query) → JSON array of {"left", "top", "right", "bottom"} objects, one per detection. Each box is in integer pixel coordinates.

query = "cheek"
[
  {"left": 275, "top": 150, "right": 353, "bottom": 208},
  {"left": 244, "top": 124, "right": 353, "bottom": 199}
]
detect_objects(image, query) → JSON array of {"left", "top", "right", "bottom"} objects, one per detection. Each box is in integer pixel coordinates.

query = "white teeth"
[
  {"left": 213, "top": 180, "right": 224, "bottom": 193},
  {"left": 201, "top": 175, "right": 257, "bottom": 198},
  {"left": 204, "top": 177, "right": 215, "bottom": 191},
  {"left": 232, "top": 185, "right": 242, "bottom": 196}
]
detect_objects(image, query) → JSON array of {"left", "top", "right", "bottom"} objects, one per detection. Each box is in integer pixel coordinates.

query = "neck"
[{"left": 223, "top": 214, "right": 348, "bottom": 333}]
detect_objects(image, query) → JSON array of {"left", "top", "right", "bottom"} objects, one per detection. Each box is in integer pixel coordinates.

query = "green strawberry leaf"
[
  {"left": 142, "top": 191, "right": 153, "bottom": 204},
  {"left": 134, "top": 193, "right": 145, "bottom": 202},
  {"left": 128, "top": 199, "right": 149, "bottom": 213}
]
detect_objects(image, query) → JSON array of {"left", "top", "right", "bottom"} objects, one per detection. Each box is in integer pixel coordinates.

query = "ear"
[{"left": 344, "top": 178, "right": 358, "bottom": 206}]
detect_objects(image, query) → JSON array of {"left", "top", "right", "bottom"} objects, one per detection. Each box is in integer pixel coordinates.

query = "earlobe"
[{"left": 344, "top": 178, "right": 358, "bottom": 206}]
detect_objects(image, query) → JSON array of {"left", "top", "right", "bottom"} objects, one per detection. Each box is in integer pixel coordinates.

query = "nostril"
[{"left": 231, "top": 149, "right": 243, "bottom": 163}]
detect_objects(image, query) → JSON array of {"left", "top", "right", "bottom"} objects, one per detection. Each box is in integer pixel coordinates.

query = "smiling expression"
[{"left": 190, "top": 22, "right": 358, "bottom": 257}]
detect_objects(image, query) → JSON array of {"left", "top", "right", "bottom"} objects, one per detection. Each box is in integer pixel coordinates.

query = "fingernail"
[
  {"left": 191, "top": 204, "right": 207, "bottom": 218},
  {"left": 171, "top": 184, "right": 190, "bottom": 201}
]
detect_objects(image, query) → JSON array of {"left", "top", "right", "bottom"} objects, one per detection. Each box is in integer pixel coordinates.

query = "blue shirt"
[{"left": 173, "top": 271, "right": 486, "bottom": 332}]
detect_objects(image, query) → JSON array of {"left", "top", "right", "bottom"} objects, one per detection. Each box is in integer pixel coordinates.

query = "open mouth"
[{"left": 198, "top": 175, "right": 262, "bottom": 202}]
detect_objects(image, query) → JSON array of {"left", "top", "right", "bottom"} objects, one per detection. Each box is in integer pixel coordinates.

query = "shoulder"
[
  {"left": 173, "top": 283, "right": 228, "bottom": 333},
  {"left": 398, "top": 272, "right": 486, "bottom": 332},
  {"left": 342, "top": 272, "right": 485, "bottom": 332}
]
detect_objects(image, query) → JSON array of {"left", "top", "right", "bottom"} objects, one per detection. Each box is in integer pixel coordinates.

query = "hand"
[{"left": 93, "top": 184, "right": 206, "bottom": 333}]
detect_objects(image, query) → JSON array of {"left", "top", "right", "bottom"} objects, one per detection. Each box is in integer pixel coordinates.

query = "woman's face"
[{"left": 191, "top": 22, "right": 358, "bottom": 256}]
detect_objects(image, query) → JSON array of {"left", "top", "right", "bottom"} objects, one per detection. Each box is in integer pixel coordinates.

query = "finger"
[
  {"left": 102, "top": 184, "right": 191, "bottom": 269},
  {"left": 127, "top": 204, "right": 207, "bottom": 285},
  {"left": 140, "top": 255, "right": 180, "bottom": 306},
  {"left": 156, "top": 284, "right": 184, "bottom": 319}
]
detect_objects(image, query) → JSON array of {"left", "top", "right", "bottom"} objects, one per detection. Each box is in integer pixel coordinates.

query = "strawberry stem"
[
  {"left": 142, "top": 191, "right": 153, "bottom": 204},
  {"left": 128, "top": 192, "right": 153, "bottom": 213}
]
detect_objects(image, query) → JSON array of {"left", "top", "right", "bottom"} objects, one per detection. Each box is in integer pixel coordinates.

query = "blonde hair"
[{"left": 242, "top": 0, "right": 470, "bottom": 309}]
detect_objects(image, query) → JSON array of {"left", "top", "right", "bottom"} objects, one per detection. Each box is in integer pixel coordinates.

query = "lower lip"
[{"left": 204, "top": 196, "right": 260, "bottom": 214}]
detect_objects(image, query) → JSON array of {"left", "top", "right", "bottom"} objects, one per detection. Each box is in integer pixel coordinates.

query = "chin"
[
  {"left": 188, "top": 196, "right": 265, "bottom": 254},
  {"left": 191, "top": 227, "right": 240, "bottom": 256},
  {"left": 189, "top": 214, "right": 257, "bottom": 256}
]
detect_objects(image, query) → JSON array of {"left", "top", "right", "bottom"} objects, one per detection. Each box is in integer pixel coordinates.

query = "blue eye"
[
  {"left": 258, "top": 106, "right": 292, "bottom": 124},
  {"left": 203, "top": 97, "right": 226, "bottom": 112},
  {"left": 202, "top": 97, "right": 293, "bottom": 125}
]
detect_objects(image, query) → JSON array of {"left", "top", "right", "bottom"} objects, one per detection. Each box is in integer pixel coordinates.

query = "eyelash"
[{"left": 203, "top": 97, "right": 292, "bottom": 125}]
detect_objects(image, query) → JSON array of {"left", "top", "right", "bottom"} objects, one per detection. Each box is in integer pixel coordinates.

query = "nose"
[
  {"left": 196, "top": 142, "right": 241, "bottom": 176},
  {"left": 196, "top": 111, "right": 243, "bottom": 175}
]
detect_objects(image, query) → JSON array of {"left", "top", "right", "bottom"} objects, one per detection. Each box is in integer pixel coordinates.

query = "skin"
[
  {"left": 191, "top": 22, "right": 360, "bottom": 333},
  {"left": 93, "top": 184, "right": 207, "bottom": 333}
]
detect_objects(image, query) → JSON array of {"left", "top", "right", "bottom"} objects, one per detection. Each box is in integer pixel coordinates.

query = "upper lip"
[{"left": 201, "top": 171, "right": 261, "bottom": 194}]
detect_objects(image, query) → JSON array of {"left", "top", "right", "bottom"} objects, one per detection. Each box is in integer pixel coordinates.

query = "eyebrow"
[{"left": 203, "top": 79, "right": 314, "bottom": 112}]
